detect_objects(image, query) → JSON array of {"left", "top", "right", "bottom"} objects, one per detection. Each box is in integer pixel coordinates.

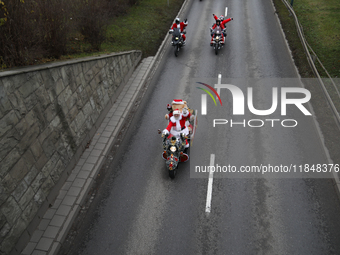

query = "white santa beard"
[
  {"left": 174, "top": 119, "right": 181, "bottom": 131},
  {"left": 170, "top": 115, "right": 182, "bottom": 131}
]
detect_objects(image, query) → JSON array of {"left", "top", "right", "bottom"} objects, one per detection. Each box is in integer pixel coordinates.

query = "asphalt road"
[{"left": 59, "top": 0, "right": 340, "bottom": 254}]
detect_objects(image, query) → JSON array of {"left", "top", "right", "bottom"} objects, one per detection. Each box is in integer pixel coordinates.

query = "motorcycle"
[
  {"left": 159, "top": 107, "right": 197, "bottom": 179},
  {"left": 211, "top": 26, "right": 225, "bottom": 55},
  {"left": 169, "top": 27, "right": 186, "bottom": 57},
  {"left": 161, "top": 133, "right": 189, "bottom": 179}
]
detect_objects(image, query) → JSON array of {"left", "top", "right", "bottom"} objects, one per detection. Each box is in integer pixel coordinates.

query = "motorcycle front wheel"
[
  {"left": 169, "top": 168, "right": 177, "bottom": 179},
  {"left": 175, "top": 45, "right": 179, "bottom": 57},
  {"left": 215, "top": 45, "right": 218, "bottom": 55}
]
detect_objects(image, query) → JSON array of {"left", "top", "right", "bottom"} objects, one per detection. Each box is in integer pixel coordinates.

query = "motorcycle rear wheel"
[{"left": 215, "top": 45, "right": 218, "bottom": 55}]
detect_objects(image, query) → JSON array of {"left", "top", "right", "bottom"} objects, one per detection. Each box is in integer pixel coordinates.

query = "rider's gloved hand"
[
  {"left": 231, "top": 17, "right": 233, "bottom": 20},
  {"left": 184, "top": 19, "right": 187, "bottom": 23},
  {"left": 162, "top": 129, "right": 169, "bottom": 136}
]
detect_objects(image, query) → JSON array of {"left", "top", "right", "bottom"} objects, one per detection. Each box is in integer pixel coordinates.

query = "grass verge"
[
  {"left": 293, "top": 0, "right": 340, "bottom": 78},
  {"left": 63, "top": 0, "right": 185, "bottom": 61},
  {"left": 273, "top": 0, "right": 340, "bottom": 165}
]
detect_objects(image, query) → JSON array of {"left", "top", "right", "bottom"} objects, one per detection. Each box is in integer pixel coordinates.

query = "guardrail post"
[{"left": 290, "top": 0, "right": 294, "bottom": 7}]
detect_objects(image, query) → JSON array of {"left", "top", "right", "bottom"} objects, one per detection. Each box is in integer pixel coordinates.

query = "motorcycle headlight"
[
  {"left": 175, "top": 37, "right": 179, "bottom": 40},
  {"left": 216, "top": 36, "right": 219, "bottom": 40},
  {"left": 170, "top": 146, "right": 177, "bottom": 152}
]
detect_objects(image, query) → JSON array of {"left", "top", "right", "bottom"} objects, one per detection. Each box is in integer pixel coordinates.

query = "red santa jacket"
[
  {"left": 166, "top": 111, "right": 191, "bottom": 132},
  {"left": 212, "top": 15, "right": 232, "bottom": 30},
  {"left": 171, "top": 21, "right": 187, "bottom": 32}
]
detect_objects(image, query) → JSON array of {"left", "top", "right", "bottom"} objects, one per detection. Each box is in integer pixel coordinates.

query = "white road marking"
[
  {"left": 205, "top": 154, "right": 215, "bottom": 214},
  {"left": 201, "top": 94, "right": 207, "bottom": 115},
  {"left": 225, "top": 7, "right": 228, "bottom": 17}
]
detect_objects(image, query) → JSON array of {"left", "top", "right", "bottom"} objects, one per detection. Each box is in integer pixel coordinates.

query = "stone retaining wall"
[{"left": 0, "top": 50, "right": 142, "bottom": 254}]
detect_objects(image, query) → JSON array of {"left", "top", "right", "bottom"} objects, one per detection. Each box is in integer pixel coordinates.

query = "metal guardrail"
[{"left": 281, "top": 0, "right": 340, "bottom": 129}]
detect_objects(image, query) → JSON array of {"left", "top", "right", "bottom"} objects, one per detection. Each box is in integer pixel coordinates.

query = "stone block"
[
  {"left": 60, "top": 67, "right": 69, "bottom": 86},
  {"left": 0, "top": 110, "right": 20, "bottom": 139},
  {"left": 9, "top": 157, "right": 29, "bottom": 183},
  {"left": 75, "top": 111, "right": 85, "bottom": 130},
  {"left": 57, "top": 92, "right": 69, "bottom": 116},
  {"left": 72, "top": 63, "right": 82, "bottom": 78},
  {"left": 18, "top": 78, "right": 39, "bottom": 99},
  {"left": 41, "top": 135, "right": 56, "bottom": 158},
  {"left": 31, "top": 172, "right": 46, "bottom": 193},
  {"left": 66, "top": 105, "right": 79, "bottom": 124},
  {"left": 5, "top": 217, "right": 27, "bottom": 252},
  {"left": 43, "top": 103, "right": 57, "bottom": 123},
  {"left": 0, "top": 148, "right": 21, "bottom": 179},
  {"left": 55, "top": 79, "right": 65, "bottom": 96},
  {"left": 30, "top": 140, "right": 43, "bottom": 161},
  {"left": 1, "top": 196, "right": 22, "bottom": 226},
  {"left": 15, "top": 115, "right": 30, "bottom": 138},
  {"left": 1, "top": 76, "right": 22, "bottom": 94},
  {"left": 37, "top": 125, "right": 52, "bottom": 145},
  {"left": 50, "top": 115, "right": 61, "bottom": 128},
  {"left": 49, "top": 68, "right": 61, "bottom": 83},
  {"left": 32, "top": 104, "right": 48, "bottom": 130},
  {"left": 24, "top": 166, "right": 39, "bottom": 186},
  {"left": 0, "top": 86, "right": 12, "bottom": 116},
  {"left": 21, "top": 200, "right": 39, "bottom": 223},
  {"left": 68, "top": 72, "right": 77, "bottom": 94},
  {"left": 16, "top": 123, "right": 40, "bottom": 155},
  {"left": 7, "top": 90, "right": 27, "bottom": 116},
  {"left": 35, "top": 86, "right": 51, "bottom": 109},
  {"left": 50, "top": 159, "right": 65, "bottom": 184},
  {"left": 22, "top": 149, "right": 36, "bottom": 173},
  {"left": 40, "top": 176, "right": 54, "bottom": 198},
  {"left": 34, "top": 188, "right": 46, "bottom": 206},
  {"left": 12, "top": 180, "right": 28, "bottom": 203},
  {"left": 18, "top": 187, "right": 35, "bottom": 211},
  {"left": 0, "top": 210, "right": 7, "bottom": 229},
  {"left": 24, "top": 109, "right": 36, "bottom": 129},
  {"left": 96, "top": 85, "right": 104, "bottom": 101},
  {"left": 0, "top": 128, "right": 20, "bottom": 161},
  {"left": 0, "top": 223, "right": 10, "bottom": 239},
  {"left": 23, "top": 92, "right": 37, "bottom": 112},
  {"left": 41, "top": 152, "right": 60, "bottom": 177},
  {"left": 66, "top": 93, "right": 78, "bottom": 111},
  {"left": 61, "top": 86, "right": 73, "bottom": 105},
  {"left": 0, "top": 174, "right": 16, "bottom": 206},
  {"left": 89, "top": 75, "right": 98, "bottom": 91},
  {"left": 35, "top": 153, "right": 48, "bottom": 172},
  {"left": 40, "top": 69, "right": 55, "bottom": 89},
  {"left": 82, "top": 101, "right": 93, "bottom": 117}
]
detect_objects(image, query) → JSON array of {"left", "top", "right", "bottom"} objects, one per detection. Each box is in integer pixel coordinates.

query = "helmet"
[
  {"left": 216, "top": 19, "right": 221, "bottom": 25},
  {"left": 167, "top": 104, "right": 172, "bottom": 111},
  {"left": 219, "top": 15, "right": 224, "bottom": 21},
  {"left": 175, "top": 18, "right": 180, "bottom": 24}
]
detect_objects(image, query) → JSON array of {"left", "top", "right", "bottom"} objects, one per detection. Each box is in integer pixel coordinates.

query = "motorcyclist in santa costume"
[
  {"left": 210, "top": 14, "right": 233, "bottom": 46},
  {"left": 162, "top": 108, "right": 191, "bottom": 148},
  {"left": 170, "top": 17, "right": 188, "bottom": 45}
]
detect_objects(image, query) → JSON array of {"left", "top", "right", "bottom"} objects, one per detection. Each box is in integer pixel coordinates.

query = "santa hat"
[
  {"left": 172, "top": 99, "right": 184, "bottom": 105},
  {"left": 173, "top": 109, "right": 181, "bottom": 115}
]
